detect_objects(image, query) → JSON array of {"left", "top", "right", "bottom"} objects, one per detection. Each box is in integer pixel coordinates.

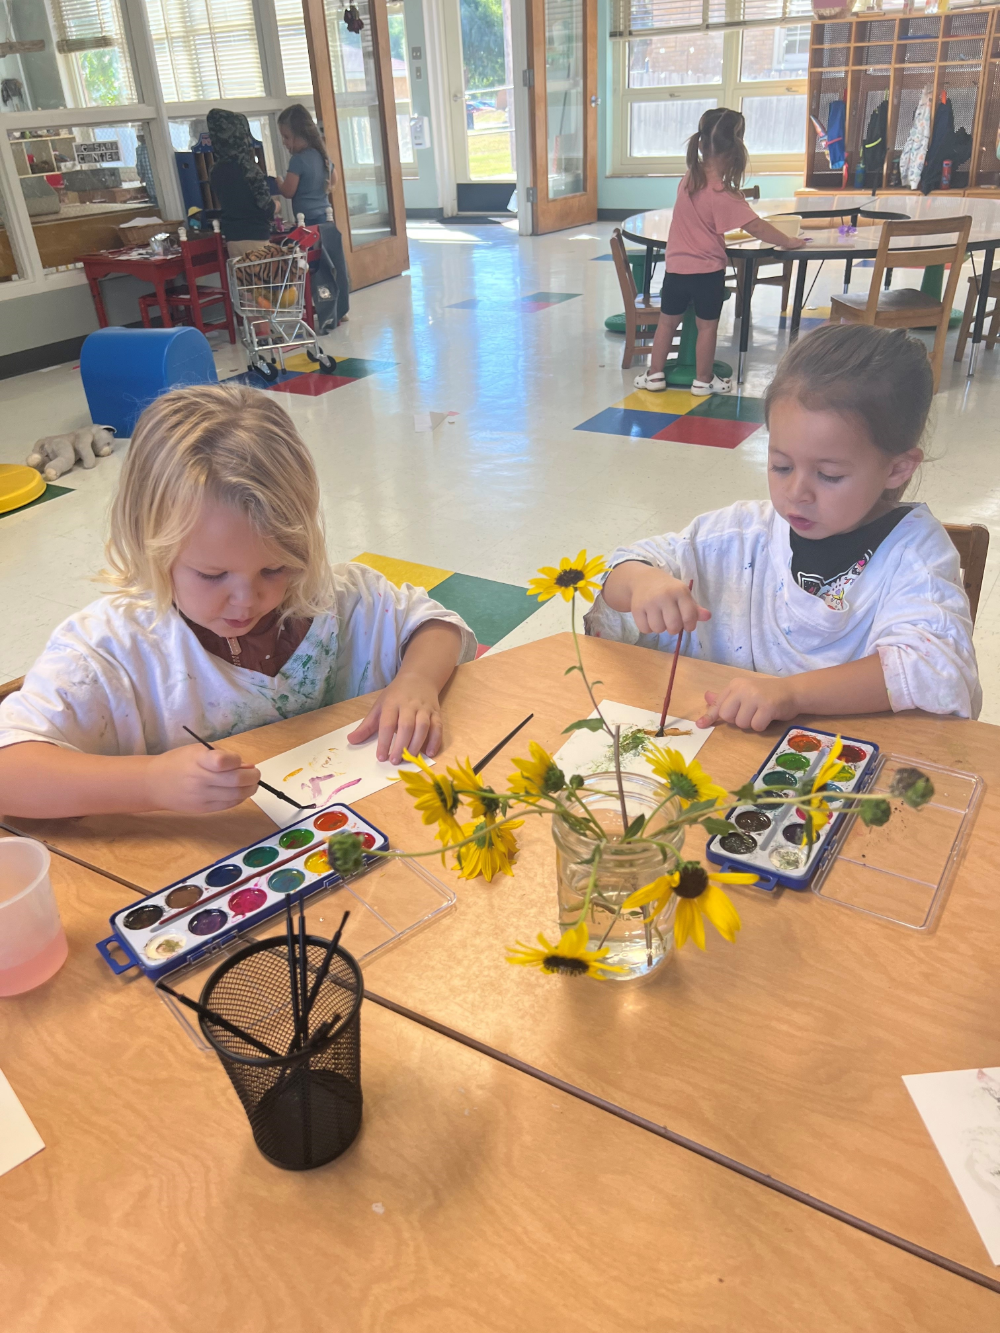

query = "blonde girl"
[
  {"left": 0, "top": 386, "right": 475, "bottom": 817},
  {"left": 634, "top": 107, "right": 807, "bottom": 397}
]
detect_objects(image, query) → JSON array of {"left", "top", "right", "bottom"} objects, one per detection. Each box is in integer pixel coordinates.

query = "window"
[
  {"left": 0, "top": 174, "right": 23, "bottom": 283},
  {"left": 387, "top": 1, "right": 417, "bottom": 177},
  {"left": 0, "top": 0, "right": 137, "bottom": 112},
  {"left": 145, "top": 0, "right": 265, "bottom": 101},
  {"left": 8, "top": 121, "right": 160, "bottom": 273},
  {"left": 616, "top": 19, "right": 810, "bottom": 177},
  {"left": 273, "top": 0, "right": 314, "bottom": 97}
]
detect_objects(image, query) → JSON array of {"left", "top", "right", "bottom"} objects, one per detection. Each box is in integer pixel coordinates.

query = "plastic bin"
[{"left": 80, "top": 326, "right": 218, "bottom": 438}]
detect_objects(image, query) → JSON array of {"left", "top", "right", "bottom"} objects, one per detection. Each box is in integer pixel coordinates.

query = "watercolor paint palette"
[
  {"left": 706, "top": 726, "right": 879, "bottom": 891},
  {"left": 97, "top": 803, "right": 390, "bottom": 979}
]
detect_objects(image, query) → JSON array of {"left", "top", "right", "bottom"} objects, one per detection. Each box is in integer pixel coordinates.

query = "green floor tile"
[
  {"left": 333, "top": 358, "right": 395, "bottom": 379},
  {"left": 0, "top": 483, "right": 72, "bottom": 519},
  {"left": 687, "top": 394, "right": 766, "bottom": 423},
  {"left": 430, "top": 572, "right": 538, "bottom": 647}
]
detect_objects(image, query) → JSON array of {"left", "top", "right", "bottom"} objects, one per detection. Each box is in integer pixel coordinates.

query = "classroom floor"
[{"left": 3, "top": 216, "right": 1000, "bottom": 722}]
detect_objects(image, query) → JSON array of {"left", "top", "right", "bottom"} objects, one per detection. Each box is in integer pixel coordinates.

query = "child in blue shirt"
[{"left": 277, "top": 103, "right": 333, "bottom": 224}]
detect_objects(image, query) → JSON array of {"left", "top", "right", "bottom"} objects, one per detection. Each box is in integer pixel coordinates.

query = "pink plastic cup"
[{"left": 0, "top": 839, "right": 67, "bottom": 996}]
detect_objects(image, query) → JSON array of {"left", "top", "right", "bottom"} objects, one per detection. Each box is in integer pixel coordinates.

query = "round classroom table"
[{"left": 622, "top": 194, "right": 1000, "bottom": 383}]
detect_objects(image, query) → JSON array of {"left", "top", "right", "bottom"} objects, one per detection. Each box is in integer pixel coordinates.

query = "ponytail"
[{"left": 685, "top": 107, "right": 748, "bottom": 196}]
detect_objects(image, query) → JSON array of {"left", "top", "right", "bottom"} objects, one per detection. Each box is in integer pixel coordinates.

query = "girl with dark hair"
[
  {"left": 591, "top": 324, "right": 980, "bottom": 725},
  {"left": 634, "top": 107, "right": 807, "bottom": 397},
  {"left": 206, "top": 109, "right": 275, "bottom": 258}
]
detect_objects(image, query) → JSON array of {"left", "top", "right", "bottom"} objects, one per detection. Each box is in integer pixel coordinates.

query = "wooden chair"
[
  {"left": 829, "top": 215, "right": 972, "bottom": 392},
  {"left": 139, "top": 232, "right": 236, "bottom": 342},
  {"left": 728, "top": 187, "right": 794, "bottom": 314},
  {"left": 944, "top": 523, "right": 990, "bottom": 624},
  {"left": 953, "top": 273, "right": 1000, "bottom": 363},
  {"left": 0, "top": 676, "right": 23, "bottom": 702},
  {"left": 611, "top": 228, "right": 664, "bottom": 369}
]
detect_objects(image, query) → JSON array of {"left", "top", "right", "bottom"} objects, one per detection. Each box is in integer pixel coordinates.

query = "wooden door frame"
[
  {"left": 302, "top": 0, "right": 409, "bottom": 290},
  {"left": 527, "top": 0, "right": 598, "bottom": 235}
]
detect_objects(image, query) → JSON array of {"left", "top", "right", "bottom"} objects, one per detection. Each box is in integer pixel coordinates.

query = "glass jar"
[{"left": 552, "top": 772, "right": 685, "bottom": 981}]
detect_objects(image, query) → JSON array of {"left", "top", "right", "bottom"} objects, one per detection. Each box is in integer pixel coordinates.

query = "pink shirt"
[{"left": 665, "top": 172, "right": 758, "bottom": 274}]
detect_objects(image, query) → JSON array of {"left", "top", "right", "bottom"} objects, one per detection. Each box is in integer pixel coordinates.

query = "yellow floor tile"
[
  {"left": 615, "top": 388, "right": 699, "bottom": 414},
  {"left": 352, "top": 551, "right": 453, "bottom": 591},
  {"left": 282, "top": 351, "right": 318, "bottom": 373}
]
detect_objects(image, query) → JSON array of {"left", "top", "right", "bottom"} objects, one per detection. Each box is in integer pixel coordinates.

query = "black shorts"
[{"left": 660, "top": 269, "right": 727, "bottom": 321}]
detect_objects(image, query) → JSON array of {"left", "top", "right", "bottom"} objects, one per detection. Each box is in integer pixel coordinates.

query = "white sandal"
[
  {"left": 691, "top": 375, "right": 732, "bottom": 396},
  {"left": 634, "top": 370, "right": 666, "bottom": 391}
]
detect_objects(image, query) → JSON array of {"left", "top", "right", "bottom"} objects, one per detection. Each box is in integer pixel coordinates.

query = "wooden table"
[
  {"left": 622, "top": 194, "right": 1000, "bottom": 381},
  {"left": 9, "top": 856, "right": 998, "bottom": 1330},
  {"left": 79, "top": 247, "right": 185, "bottom": 329},
  {"left": 6, "top": 635, "right": 1000, "bottom": 1302}
]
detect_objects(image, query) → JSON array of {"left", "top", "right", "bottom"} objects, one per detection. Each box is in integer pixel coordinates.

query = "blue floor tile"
[{"left": 575, "top": 407, "right": 680, "bottom": 438}]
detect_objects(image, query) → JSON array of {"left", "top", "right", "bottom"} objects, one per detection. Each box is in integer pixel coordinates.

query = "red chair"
[{"left": 138, "top": 231, "right": 236, "bottom": 342}]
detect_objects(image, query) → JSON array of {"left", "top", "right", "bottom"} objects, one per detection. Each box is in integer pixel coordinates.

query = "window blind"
[
  {"left": 273, "top": 0, "right": 314, "bottom": 97},
  {"left": 144, "top": 0, "right": 265, "bottom": 101},
  {"left": 611, "top": 0, "right": 982, "bottom": 38},
  {"left": 51, "top": 0, "right": 125, "bottom": 54}
]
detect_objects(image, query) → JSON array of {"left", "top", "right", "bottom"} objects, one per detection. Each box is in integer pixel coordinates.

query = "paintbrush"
[
  {"left": 655, "top": 581, "right": 693, "bottom": 738},
  {"left": 302, "top": 909, "right": 351, "bottom": 1029},
  {"left": 182, "top": 725, "right": 316, "bottom": 810},
  {"left": 298, "top": 897, "right": 308, "bottom": 1044},
  {"left": 285, "top": 897, "right": 303, "bottom": 1049},
  {"left": 156, "top": 981, "right": 283, "bottom": 1058},
  {"left": 471, "top": 713, "right": 534, "bottom": 775}
]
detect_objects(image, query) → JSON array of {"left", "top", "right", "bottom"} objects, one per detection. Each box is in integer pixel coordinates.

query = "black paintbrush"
[
  {"left": 471, "top": 713, "right": 534, "bottom": 775},
  {"left": 156, "top": 981, "right": 283, "bottom": 1058},
  {"left": 298, "top": 897, "right": 308, "bottom": 1044},
  {"left": 182, "top": 725, "right": 315, "bottom": 810},
  {"left": 302, "top": 909, "right": 351, "bottom": 1027},
  {"left": 285, "top": 897, "right": 303, "bottom": 1048},
  {"left": 655, "top": 581, "right": 693, "bottom": 738}
]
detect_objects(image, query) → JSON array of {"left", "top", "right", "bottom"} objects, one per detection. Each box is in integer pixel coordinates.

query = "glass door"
[
  {"left": 527, "top": 0, "right": 597, "bottom": 233},
  {"left": 443, "top": 0, "right": 517, "bottom": 212},
  {"left": 303, "top": 0, "right": 408, "bottom": 289}
]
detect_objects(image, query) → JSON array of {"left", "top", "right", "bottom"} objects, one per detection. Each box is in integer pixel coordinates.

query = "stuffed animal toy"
[{"left": 26, "top": 425, "right": 116, "bottom": 482}]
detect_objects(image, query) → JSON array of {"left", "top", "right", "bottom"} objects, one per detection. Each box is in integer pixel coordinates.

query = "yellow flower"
[
  {"left": 527, "top": 550, "right": 606, "bottom": 604},
  {"left": 508, "top": 742, "right": 565, "bottom": 800},
  {"left": 623, "top": 861, "right": 753, "bottom": 950},
  {"left": 506, "top": 921, "right": 626, "bottom": 978},
  {"left": 446, "top": 757, "right": 494, "bottom": 819},
  {"left": 799, "top": 736, "right": 854, "bottom": 835},
  {"left": 400, "top": 749, "right": 463, "bottom": 846},
  {"left": 646, "top": 746, "right": 728, "bottom": 809},
  {"left": 455, "top": 815, "right": 523, "bottom": 882}
]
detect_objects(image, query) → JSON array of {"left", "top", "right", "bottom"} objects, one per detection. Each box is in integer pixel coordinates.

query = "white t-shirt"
[
  {"left": 0, "top": 562, "right": 478, "bottom": 755},
  {"left": 584, "top": 499, "right": 981, "bottom": 719}
]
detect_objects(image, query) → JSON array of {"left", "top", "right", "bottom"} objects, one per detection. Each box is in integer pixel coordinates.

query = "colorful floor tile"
[
  {"left": 0, "top": 482, "right": 72, "bottom": 520},
  {"left": 576, "top": 387, "right": 767, "bottom": 448},
  {"left": 269, "top": 373, "right": 356, "bottom": 397},
  {"left": 222, "top": 356, "right": 394, "bottom": 394},
  {"left": 351, "top": 553, "right": 538, "bottom": 652}
]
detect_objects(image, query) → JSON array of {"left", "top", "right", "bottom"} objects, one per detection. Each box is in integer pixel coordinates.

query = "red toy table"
[{"left": 79, "top": 248, "right": 186, "bottom": 329}]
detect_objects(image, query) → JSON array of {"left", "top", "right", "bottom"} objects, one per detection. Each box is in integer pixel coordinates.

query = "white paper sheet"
[
  {"left": 0, "top": 1069, "right": 44, "bottom": 1177},
  {"left": 903, "top": 1066, "right": 1000, "bottom": 1265},
  {"left": 250, "top": 722, "right": 430, "bottom": 827},
  {"left": 552, "top": 700, "right": 713, "bottom": 783}
]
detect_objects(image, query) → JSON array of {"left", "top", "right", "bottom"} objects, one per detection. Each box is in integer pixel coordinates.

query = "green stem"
[
  {"left": 571, "top": 596, "right": 612, "bottom": 739},
  {"left": 568, "top": 843, "right": 604, "bottom": 930},
  {"left": 612, "top": 723, "right": 629, "bottom": 835}
]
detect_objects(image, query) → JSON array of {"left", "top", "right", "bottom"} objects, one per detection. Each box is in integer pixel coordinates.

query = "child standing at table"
[
  {"left": 0, "top": 386, "right": 476, "bottom": 817},
  {"left": 634, "top": 107, "right": 808, "bottom": 397},
  {"left": 591, "top": 323, "right": 981, "bottom": 725}
]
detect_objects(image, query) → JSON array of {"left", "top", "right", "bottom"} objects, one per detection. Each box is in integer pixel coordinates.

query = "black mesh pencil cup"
[{"left": 199, "top": 936, "right": 363, "bottom": 1170}]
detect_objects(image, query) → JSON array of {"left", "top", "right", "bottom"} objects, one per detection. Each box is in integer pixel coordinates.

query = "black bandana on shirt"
[{"left": 789, "top": 505, "right": 914, "bottom": 610}]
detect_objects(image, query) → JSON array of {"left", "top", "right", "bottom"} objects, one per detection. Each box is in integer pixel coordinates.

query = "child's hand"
[
  {"left": 347, "top": 672, "right": 443, "bottom": 765},
  {"left": 778, "top": 235, "right": 810, "bottom": 250},
  {"left": 697, "top": 676, "right": 799, "bottom": 732},
  {"left": 626, "top": 565, "right": 711, "bottom": 636},
  {"left": 147, "top": 744, "right": 261, "bottom": 812}
]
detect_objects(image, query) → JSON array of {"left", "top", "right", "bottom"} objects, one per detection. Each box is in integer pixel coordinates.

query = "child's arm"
[
  {"left": 602, "top": 561, "right": 711, "bottom": 634},
  {"left": 347, "top": 620, "right": 464, "bottom": 764},
  {"left": 696, "top": 655, "right": 890, "bottom": 732},
  {"left": 0, "top": 742, "right": 261, "bottom": 818},
  {"left": 743, "top": 216, "right": 809, "bottom": 250},
  {"left": 275, "top": 171, "right": 299, "bottom": 199}
]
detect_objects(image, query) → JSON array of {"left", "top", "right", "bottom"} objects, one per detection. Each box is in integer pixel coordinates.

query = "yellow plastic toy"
[{"left": 0, "top": 465, "right": 45, "bottom": 515}]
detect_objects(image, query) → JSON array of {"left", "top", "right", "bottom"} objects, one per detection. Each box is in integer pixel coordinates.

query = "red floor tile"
[
  {"left": 652, "top": 416, "right": 761, "bottom": 449},
  {"left": 269, "top": 373, "right": 355, "bottom": 396},
  {"left": 474, "top": 643, "right": 492, "bottom": 658}
]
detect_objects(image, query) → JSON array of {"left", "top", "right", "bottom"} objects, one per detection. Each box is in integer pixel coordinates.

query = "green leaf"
[
  {"left": 732, "top": 783, "right": 757, "bottom": 804},
  {"left": 703, "top": 817, "right": 737, "bottom": 836},
  {"left": 623, "top": 813, "right": 646, "bottom": 841},
  {"left": 682, "top": 798, "right": 720, "bottom": 816},
  {"left": 564, "top": 665, "right": 581, "bottom": 676},
  {"left": 562, "top": 718, "right": 606, "bottom": 733}
]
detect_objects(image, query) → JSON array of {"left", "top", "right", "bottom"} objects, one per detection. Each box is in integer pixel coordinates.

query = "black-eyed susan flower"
[
  {"left": 400, "top": 749, "right": 463, "bottom": 846},
  {"left": 646, "top": 745, "right": 728, "bottom": 809},
  {"left": 446, "top": 757, "right": 501, "bottom": 819},
  {"left": 624, "top": 861, "right": 753, "bottom": 950},
  {"left": 455, "top": 816, "right": 523, "bottom": 882},
  {"left": 508, "top": 742, "right": 565, "bottom": 800},
  {"left": 798, "top": 737, "right": 854, "bottom": 833},
  {"left": 506, "top": 921, "right": 626, "bottom": 978},
  {"left": 527, "top": 551, "right": 606, "bottom": 604}
]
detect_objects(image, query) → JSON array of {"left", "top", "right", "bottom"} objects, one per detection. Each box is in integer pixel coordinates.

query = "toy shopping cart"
[{"left": 228, "top": 241, "right": 337, "bottom": 384}]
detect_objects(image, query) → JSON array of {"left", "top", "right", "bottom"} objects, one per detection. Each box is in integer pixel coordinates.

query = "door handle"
[
  {"left": 590, "top": 95, "right": 600, "bottom": 106},
  {"left": 452, "top": 92, "right": 461, "bottom": 102}
]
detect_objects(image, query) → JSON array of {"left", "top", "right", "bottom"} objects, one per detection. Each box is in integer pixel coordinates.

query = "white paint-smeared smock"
[
  {"left": 0, "top": 562, "right": 478, "bottom": 755},
  {"left": 584, "top": 500, "right": 981, "bottom": 719}
]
